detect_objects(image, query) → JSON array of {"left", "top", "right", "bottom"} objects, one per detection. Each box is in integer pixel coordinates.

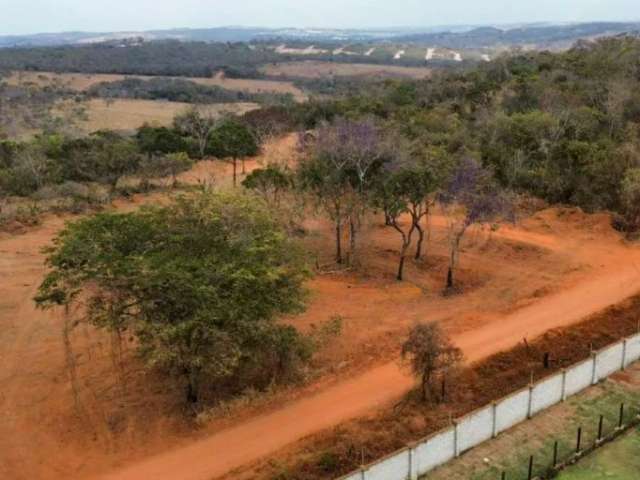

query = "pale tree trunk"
[
  {"left": 348, "top": 218, "right": 357, "bottom": 267},
  {"left": 393, "top": 221, "right": 416, "bottom": 281},
  {"left": 335, "top": 221, "right": 343, "bottom": 264},
  {"left": 446, "top": 228, "right": 465, "bottom": 290}
]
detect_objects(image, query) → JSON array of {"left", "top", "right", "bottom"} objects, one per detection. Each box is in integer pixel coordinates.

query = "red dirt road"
[{"left": 100, "top": 247, "right": 640, "bottom": 480}]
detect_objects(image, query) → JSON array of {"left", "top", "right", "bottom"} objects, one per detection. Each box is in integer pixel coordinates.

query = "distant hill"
[
  {"left": 1, "top": 22, "right": 639, "bottom": 49},
  {"left": 395, "top": 22, "right": 640, "bottom": 48}
]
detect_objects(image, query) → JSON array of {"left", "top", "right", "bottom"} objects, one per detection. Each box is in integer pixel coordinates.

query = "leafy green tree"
[
  {"left": 242, "top": 163, "right": 293, "bottom": 208},
  {"left": 36, "top": 191, "right": 310, "bottom": 404},
  {"left": 141, "top": 152, "right": 194, "bottom": 187},
  {"left": 55, "top": 132, "right": 142, "bottom": 188},
  {"left": 136, "top": 125, "right": 187, "bottom": 160},
  {"left": 207, "top": 117, "right": 259, "bottom": 187},
  {"left": 374, "top": 160, "right": 439, "bottom": 281}
]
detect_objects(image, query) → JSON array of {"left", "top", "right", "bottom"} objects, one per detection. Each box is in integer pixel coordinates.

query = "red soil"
[{"left": 1, "top": 135, "right": 639, "bottom": 480}]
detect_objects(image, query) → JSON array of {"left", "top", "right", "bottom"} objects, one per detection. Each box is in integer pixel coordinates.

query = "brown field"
[
  {"left": 261, "top": 60, "right": 433, "bottom": 79},
  {"left": 58, "top": 98, "right": 259, "bottom": 133},
  {"left": 2, "top": 135, "right": 640, "bottom": 480},
  {"left": 5, "top": 70, "right": 307, "bottom": 102}
]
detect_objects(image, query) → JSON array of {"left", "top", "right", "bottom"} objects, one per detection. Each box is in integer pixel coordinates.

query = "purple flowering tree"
[
  {"left": 298, "top": 118, "right": 388, "bottom": 265},
  {"left": 440, "top": 157, "right": 513, "bottom": 291}
]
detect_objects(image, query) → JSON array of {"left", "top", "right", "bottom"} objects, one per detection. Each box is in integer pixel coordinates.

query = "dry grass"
[
  {"left": 57, "top": 98, "right": 259, "bottom": 133},
  {"left": 261, "top": 60, "right": 432, "bottom": 79}
]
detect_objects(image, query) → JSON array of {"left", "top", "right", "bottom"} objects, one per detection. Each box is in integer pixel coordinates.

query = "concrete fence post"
[
  {"left": 591, "top": 351, "right": 598, "bottom": 385},
  {"left": 621, "top": 339, "right": 628, "bottom": 370},
  {"left": 408, "top": 443, "right": 418, "bottom": 480},
  {"left": 526, "top": 384, "right": 534, "bottom": 419},
  {"left": 560, "top": 368, "right": 568, "bottom": 401},
  {"left": 491, "top": 402, "right": 498, "bottom": 438},
  {"left": 453, "top": 421, "right": 460, "bottom": 458},
  {"left": 359, "top": 466, "right": 367, "bottom": 480}
]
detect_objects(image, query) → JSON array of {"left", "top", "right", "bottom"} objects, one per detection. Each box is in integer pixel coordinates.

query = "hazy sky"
[{"left": 1, "top": 0, "right": 638, "bottom": 35}]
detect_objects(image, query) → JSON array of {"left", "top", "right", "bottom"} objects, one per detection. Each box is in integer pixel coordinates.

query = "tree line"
[
  {"left": 245, "top": 37, "right": 640, "bottom": 231},
  {"left": 87, "top": 77, "right": 294, "bottom": 106}
]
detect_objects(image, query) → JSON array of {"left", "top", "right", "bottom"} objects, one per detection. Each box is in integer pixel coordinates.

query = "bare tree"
[
  {"left": 173, "top": 106, "right": 221, "bottom": 158},
  {"left": 298, "top": 118, "right": 387, "bottom": 266},
  {"left": 401, "top": 322, "right": 463, "bottom": 402}
]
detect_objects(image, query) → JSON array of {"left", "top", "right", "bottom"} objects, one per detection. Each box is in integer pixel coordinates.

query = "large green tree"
[
  {"left": 207, "top": 117, "right": 259, "bottom": 187},
  {"left": 36, "top": 191, "right": 310, "bottom": 404}
]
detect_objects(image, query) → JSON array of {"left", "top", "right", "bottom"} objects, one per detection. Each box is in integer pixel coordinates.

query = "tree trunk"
[
  {"left": 415, "top": 222, "right": 425, "bottom": 260},
  {"left": 384, "top": 209, "right": 393, "bottom": 226},
  {"left": 242, "top": 158, "right": 246, "bottom": 174},
  {"left": 421, "top": 374, "right": 428, "bottom": 401},
  {"left": 446, "top": 266, "right": 454, "bottom": 290},
  {"left": 335, "top": 221, "right": 343, "bottom": 264},
  {"left": 349, "top": 218, "right": 357, "bottom": 266},
  {"left": 446, "top": 230, "right": 464, "bottom": 290},
  {"left": 397, "top": 240, "right": 410, "bottom": 281},
  {"left": 232, "top": 158, "right": 237, "bottom": 187},
  {"left": 185, "top": 370, "right": 198, "bottom": 404}
]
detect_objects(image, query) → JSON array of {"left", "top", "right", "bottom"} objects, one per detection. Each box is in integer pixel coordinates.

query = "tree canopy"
[{"left": 36, "top": 191, "right": 311, "bottom": 403}]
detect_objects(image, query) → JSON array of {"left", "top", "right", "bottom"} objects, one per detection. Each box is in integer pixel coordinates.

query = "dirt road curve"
[{"left": 101, "top": 259, "right": 640, "bottom": 480}]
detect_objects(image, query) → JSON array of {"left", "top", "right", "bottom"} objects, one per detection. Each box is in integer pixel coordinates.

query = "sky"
[{"left": 1, "top": 0, "right": 638, "bottom": 36}]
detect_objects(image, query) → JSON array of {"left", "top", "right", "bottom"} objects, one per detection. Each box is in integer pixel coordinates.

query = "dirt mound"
[{"left": 522, "top": 207, "right": 619, "bottom": 240}]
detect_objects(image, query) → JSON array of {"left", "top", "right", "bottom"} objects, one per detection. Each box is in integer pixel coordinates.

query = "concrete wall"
[
  {"left": 530, "top": 372, "right": 564, "bottom": 416},
  {"left": 494, "top": 388, "right": 529, "bottom": 434},
  {"left": 414, "top": 428, "right": 456, "bottom": 476},
  {"left": 595, "top": 343, "right": 624, "bottom": 381},
  {"left": 456, "top": 405, "right": 494, "bottom": 454},
  {"left": 625, "top": 333, "right": 640, "bottom": 367},
  {"left": 365, "top": 449, "right": 409, "bottom": 480},
  {"left": 563, "top": 358, "right": 594, "bottom": 398},
  {"left": 338, "top": 335, "right": 640, "bottom": 480}
]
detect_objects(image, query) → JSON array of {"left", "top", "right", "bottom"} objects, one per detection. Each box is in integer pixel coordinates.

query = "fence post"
[
  {"left": 621, "top": 339, "right": 628, "bottom": 370},
  {"left": 527, "top": 455, "right": 534, "bottom": 480},
  {"left": 408, "top": 443, "right": 418, "bottom": 480},
  {"left": 561, "top": 368, "right": 568, "bottom": 402},
  {"left": 527, "top": 383, "right": 534, "bottom": 419},
  {"left": 576, "top": 426, "right": 582, "bottom": 454},
  {"left": 492, "top": 402, "right": 498, "bottom": 438},
  {"left": 453, "top": 421, "right": 460, "bottom": 458},
  {"left": 359, "top": 466, "right": 367, "bottom": 480},
  {"left": 591, "top": 351, "right": 598, "bottom": 385},
  {"left": 619, "top": 403, "right": 625, "bottom": 429},
  {"left": 552, "top": 440, "right": 558, "bottom": 467},
  {"left": 597, "top": 415, "right": 604, "bottom": 443}
]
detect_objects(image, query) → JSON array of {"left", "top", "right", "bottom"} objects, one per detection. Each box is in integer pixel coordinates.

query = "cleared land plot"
[
  {"left": 61, "top": 98, "right": 258, "bottom": 133},
  {"left": 5, "top": 71, "right": 307, "bottom": 101},
  {"left": 260, "top": 60, "right": 432, "bottom": 79},
  {"left": 424, "top": 366, "right": 640, "bottom": 480}
]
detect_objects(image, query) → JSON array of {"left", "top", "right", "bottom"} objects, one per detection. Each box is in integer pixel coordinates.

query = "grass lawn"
[{"left": 556, "top": 427, "right": 640, "bottom": 480}]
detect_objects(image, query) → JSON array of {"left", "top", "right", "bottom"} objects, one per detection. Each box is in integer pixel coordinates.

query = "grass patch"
[
  {"left": 466, "top": 382, "right": 640, "bottom": 480},
  {"left": 557, "top": 427, "right": 640, "bottom": 479}
]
